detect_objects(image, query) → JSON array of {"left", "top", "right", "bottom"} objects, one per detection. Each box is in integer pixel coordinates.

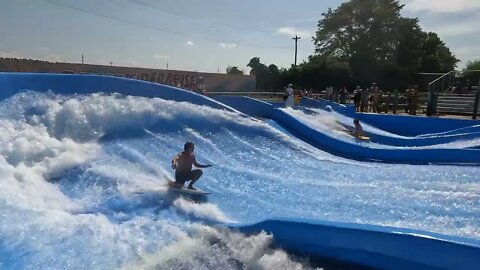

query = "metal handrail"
[
  {"left": 426, "top": 70, "right": 456, "bottom": 116},
  {"left": 205, "top": 91, "right": 283, "bottom": 95},
  {"left": 428, "top": 70, "right": 455, "bottom": 88}
]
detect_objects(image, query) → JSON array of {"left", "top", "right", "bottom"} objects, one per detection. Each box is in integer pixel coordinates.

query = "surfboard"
[
  {"left": 356, "top": 135, "right": 371, "bottom": 141},
  {"left": 345, "top": 129, "right": 370, "bottom": 141},
  {"left": 167, "top": 181, "right": 210, "bottom": 195}
]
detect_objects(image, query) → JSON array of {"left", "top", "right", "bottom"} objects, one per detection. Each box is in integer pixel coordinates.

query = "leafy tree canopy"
[
  {"left": 246, "top": 0, "right": 459, "bottom": 90},
  {"left": 313, "top": 0, "right": 458, "bottom": 86},
  {"left": 465, "top": 60, "right": 480, "bottom": 71},
  {"left": 226, "top": 66, "right": 243, "bottom": 74}
]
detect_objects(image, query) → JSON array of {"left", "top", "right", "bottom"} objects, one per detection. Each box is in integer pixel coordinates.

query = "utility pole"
[
  {"left": 166, "top": 62, "right": 169, "bottom": 70},
  {"left": 81, "top": 54, "right": 84, "bottom": 64},
  {"left": 292, "top": 35, "right": 301, "bottom": 67}
]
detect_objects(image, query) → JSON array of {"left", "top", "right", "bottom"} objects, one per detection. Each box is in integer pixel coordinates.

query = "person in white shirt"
[{"left": 285, "top": 84, "right": 295, "bottom": 107}]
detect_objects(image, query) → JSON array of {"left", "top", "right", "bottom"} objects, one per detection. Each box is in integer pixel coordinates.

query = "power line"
[
  {"left": 107, "top": 0, "right": 284, "bottom": 38},
  {"left": 42, "top": 0, "right": 306, "bottom": 51}
]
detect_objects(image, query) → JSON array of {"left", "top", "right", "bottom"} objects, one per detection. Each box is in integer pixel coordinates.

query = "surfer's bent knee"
[{"left": 193, "top": 169, "right": 203, "bottom": 179}]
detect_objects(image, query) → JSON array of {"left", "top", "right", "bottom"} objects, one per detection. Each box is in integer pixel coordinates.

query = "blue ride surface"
[
  {"left": 0, "top": 72, "right": 236, "bottom": 112},
  {"left": 1, "top": 72, "right": 479, "bottom": 270},
  {"left": 215, "top": 96, "right": 480, "bottom": 165},
  {"left": 294, "top": 103, "right": 480, "bottom": 147},
  {"left": 300, "top": 97, "right": 480, "bottom": 137},
  {"left": 232, "top": 218, "right": 480, "bottom": 270}
]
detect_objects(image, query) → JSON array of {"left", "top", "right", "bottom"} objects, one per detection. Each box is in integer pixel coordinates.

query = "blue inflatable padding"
[
  {"left": 231, "top": 218, "right": 480, "bottom": 270},
  {"left": 300, "top": 97, "right": 480, "bottom": 137},
  {"left": 293, "top": 104, "right": 480, "bottom": 147},
  {"left": 300, "top": 97, "right": 356, "bottom": 115},
  {"left": 1, "top": 73, "right": 479, "bottom": 269},
  {"left": 295, "top": 106, "right": 480, "bottom": 147},
  {"left": 215, "top": 95, "right": 274, "bottom": 118},
  {"left": 366, "top": 131, "right": 480, "bottom": 147},
  {"left": 0, "top": 72, "right": 240, "bottom": 114},
  {"left": 358, "top": 113, "right": 480, "bottom": 137},
  {"left": 240, "top": 97, "right": 480, "bottom": 147},
  {"left": 272, "top": 108, "right": 480, "bottom": 164},
  {"left": 215, "top": 96, "right": 480, "bottom": 165},
  {"left": 415, "top": 124, "right": 480, "bottom": 137}
]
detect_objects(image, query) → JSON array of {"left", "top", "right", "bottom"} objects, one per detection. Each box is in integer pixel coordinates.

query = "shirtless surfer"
[
  {"left": 352, "top": 119, "right": 364, "bottom": 138},
  {"left": 170, "top": 142, "right": 212, "bottom": 190}
]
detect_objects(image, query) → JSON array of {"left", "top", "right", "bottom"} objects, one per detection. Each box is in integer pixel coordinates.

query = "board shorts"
[{"left": 175, "top": 169, "right": 203, "bottom": 185}]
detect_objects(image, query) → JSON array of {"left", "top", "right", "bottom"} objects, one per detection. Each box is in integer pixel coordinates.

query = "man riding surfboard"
[{"left": 170, "top": 142, "right": 212, "bottom": 190}]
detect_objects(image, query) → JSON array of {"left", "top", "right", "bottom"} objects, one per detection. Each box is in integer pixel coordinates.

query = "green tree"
[
  {"left": 226, "top": 66, "right": 244, "bottom": 74},
  {"left": 267, "top": 64, "right": 281, "bottom": 90},
  {"left": 247, "top": 57, "right": 269, "bottom": 89},
  {"left": 463, "top": 60, "right": 480, "bottom": 85},
  {"left": 313, "top": 0, "right": 458, "bottom": 89},
  {"left": 420, "top": 32, "right": 458, "bottom": 73},
  {"left": 314, "top": 0, "right": 403, "bottom": 85},
  {"left": 465, "top": 60, "right": 480, "bottom": 71},
  {"left": 297, "top": 55, "right": 351, "bottom": 89}
]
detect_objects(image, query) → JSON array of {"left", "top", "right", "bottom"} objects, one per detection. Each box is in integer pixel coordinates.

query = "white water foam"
[
  {"left": 173, "top": 197, "right": 234, "bottom": 223},
  {"left": 122, "top": 225, "right": 316, "bottom": 270},
  {"left": 1, "top": 91, "right": 479, "bottom": 269},
  {"left": 0, "top": 91, "right": 324, "bottom": 269},
  {"left": 287, "top": 107, "right": 480, "bottom": 149}
]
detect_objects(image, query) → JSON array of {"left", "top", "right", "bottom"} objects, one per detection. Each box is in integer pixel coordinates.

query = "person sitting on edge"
[
  {"left": 353, "top": 119, "right": 364, "bottom": 138},
  {"left": 171, "top": 142, "right": 212, "bottom": 190}
]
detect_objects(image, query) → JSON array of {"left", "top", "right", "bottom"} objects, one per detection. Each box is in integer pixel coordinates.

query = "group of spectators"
[
  {"left": 323, "top": 87, "right": 349, "bottom": 104},
  {"left": 450, "top": 80, "right": 474, "bottom": 94},
  {"left": 351, "top": 84, "right": 420, "bottom": 115},
  {"left": 288, "top": 83, "right": 422, "bottom": 115}
]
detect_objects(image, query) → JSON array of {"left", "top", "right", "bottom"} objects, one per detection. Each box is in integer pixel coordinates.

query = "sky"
[{"left": 0, "top": 0, "right": 479, "bottom": 73}]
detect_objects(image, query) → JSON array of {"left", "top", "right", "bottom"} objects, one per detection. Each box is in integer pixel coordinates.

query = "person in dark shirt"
[
  {"left": 353, "top": 86, "right": 362, "bottom": 112},
  {"left": 339, "top": 87, "right": 348, "bottom": 104}
]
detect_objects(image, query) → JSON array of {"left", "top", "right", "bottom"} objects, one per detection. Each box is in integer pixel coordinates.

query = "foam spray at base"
[{"left": 0, "top": 91, "right": 479, "bottom": 269}]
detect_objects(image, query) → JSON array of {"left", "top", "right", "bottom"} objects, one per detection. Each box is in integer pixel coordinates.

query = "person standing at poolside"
[
  {"left": 384, "top": 91, "right": 392, "bottom": 114},
  {"left": 339, "top": 87, "right": 348, "bottom": 104},
  {"left": 370, "top": 83, "right": 379, "bottom": 113},
  {"left": 392, "top": 89, "right": 399, "bottom": 114},
  {"left": 353, "top": 86, "right": 362, "bottom": 112},
  {"left": 410, "top": 86, "right": 419, "bottom": 115},
  {"left": 285, "top": 84, "right": 295, "bottom": 107},
  {"left": 361, "top": 87, "right": 369, "bottom": 112},
  {"left": 405, "top": 86, "right": 412, "bottom": 114}
]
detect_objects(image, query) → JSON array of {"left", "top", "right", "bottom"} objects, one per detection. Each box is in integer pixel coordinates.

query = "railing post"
[
  {"left": 426, "top": 84, "right": 435, "bottom": 116},
  {"left": 474, "top": 78, "right": 480, "bottom": 119},
  {"left": 426, "top": 85, "right": 432, "bottom": 116},
  {"left": 447, "top": 74, "right": 451, "bottom": 90}
]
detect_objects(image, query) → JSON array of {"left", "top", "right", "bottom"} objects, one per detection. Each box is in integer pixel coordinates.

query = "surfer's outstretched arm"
[
  {"left": 193, "top": 156, "right": 212, "bottom": 168},
  {"left": 171, "top": 154, "right": 179, "bottom": 169}
]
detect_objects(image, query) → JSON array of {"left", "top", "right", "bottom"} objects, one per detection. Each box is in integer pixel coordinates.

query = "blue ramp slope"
[
  {"left": 366, "top": 129, "right": 480, "bottom": 147},
  {"left": 232, "top": 218, "right": 480, "bottom": 270},
  {"left": 1, "top": 73, "right": 479, "bottom": 269},
  {"left": 216, "top": 96, "right": 480, "bottom": 165},
  {"left": 300, "top": 97, "right": 480, "bottom": 137},
  {"left": 296, "top": 105, "right": 480, "bottom": 147},
  {"left": 0, "top": 72, "right": 238, "bottom": 113}
]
